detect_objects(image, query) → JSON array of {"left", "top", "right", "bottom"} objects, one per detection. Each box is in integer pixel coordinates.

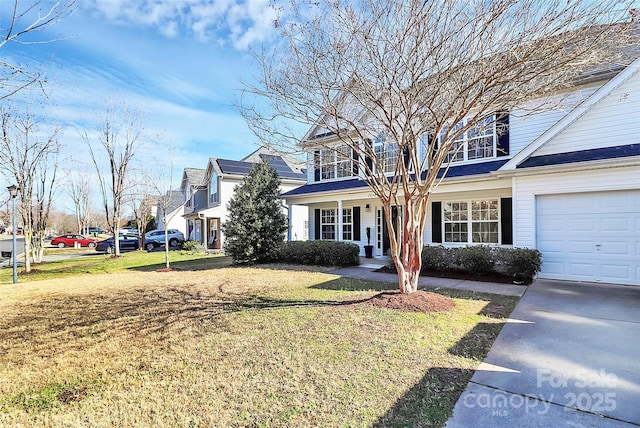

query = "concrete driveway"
[{"left": 446, "top": 279, "right": 640, "bottom": 427}]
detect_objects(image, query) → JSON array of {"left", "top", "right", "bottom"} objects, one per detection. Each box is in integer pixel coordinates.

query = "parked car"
[
  {"left": 144, "top": 229, "right": 185, "bottom": 251},
  {"left": 95, "top": 235, "right": 140, "bottom": 254},
  {"left": 51, "top": 234, "right": 96, "bottom": 248}
]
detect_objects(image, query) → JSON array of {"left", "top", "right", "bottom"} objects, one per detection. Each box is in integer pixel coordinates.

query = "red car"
[{"left": 51, "top": 234, "right": 96, "bottom": 248}]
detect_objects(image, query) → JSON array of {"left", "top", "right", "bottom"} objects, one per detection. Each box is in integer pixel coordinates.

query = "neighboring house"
[
  {"left": 155, "top": 190, "right": 188, "bottom": 234},
  {"left": 178, "top": 146, "right": 308, "bottom": 250},
  {"left": 283, "top": 57, "right": 640, "bottom": 286}
]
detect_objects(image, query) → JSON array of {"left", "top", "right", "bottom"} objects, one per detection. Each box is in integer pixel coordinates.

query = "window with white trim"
[
  {"left": 320, "top": 145, "right": 353, "bottom": 180},
  {"left": 209, "top": 172, "right": 219, "bottom": 204},
  {"left": 321, "top": 208, "right": 336, "bottom": 240},
  {"left": 342, "top": 208, "right": 352, "bottom": 240},
  {"left": 444, "top": 199, "right": 499, "bottom": 243},
  {"left": 373, "top": 132, "right": 399, "bottom": 174},
  {"left": 441, "top": 115, "right": 496, "bottom": 163}
]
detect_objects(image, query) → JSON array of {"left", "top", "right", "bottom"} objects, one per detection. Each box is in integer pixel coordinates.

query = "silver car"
[{"left": 144, "top": 229, "right": 185, "bottom": 251}]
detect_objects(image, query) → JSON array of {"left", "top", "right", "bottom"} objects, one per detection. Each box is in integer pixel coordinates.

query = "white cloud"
[{"left": 84, "top": 0, "right": 278, "bottom": 50}]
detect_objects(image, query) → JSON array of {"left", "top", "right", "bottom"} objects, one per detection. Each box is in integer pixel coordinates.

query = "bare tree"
[
  {"left": 127, "top": 182, "right": 155, "bottom": 248},
  {"left": 242, "top": 0, "right": 637, "bottom": 293},
  {"left": 66, "top": 169, "right": 91, "bottom": 234},
  {"left": 0, "top": 0, "right": 77, "bottom": 100},
  {"left": 83, "top": 101, "right": 146, "bottom": 256},
  {"left": 0, "top": 106, "right": 61, "bottom": 270},
  {"left": 148, "top": 150, "right": 190, "bottom": 269}
]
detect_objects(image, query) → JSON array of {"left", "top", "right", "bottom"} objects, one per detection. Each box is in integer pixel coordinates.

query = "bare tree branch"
[{"left": 0, "top": 0, "right": 77, "bottom": 100}]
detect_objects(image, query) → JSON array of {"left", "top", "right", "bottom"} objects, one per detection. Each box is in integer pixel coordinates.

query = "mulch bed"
[{"left": 365, "top": 290, "right": 455, "bottom": 313}]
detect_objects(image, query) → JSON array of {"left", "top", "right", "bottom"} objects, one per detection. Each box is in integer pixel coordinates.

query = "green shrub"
[
  {"left": 421, "top": 245, "right": 456, "bottom": 272},
  {"left": 495, "top": 247, "right": 542, "bottom": 282},
  {"left": 181, "top": 240, "right": 205, "bottom": 254},
  {"left": 458, "top": 245, "right": 495, "bottom": 274},
  {"left": 419, "top": 245, "right": 542, "bottom": 282},
  {"left": 276, "top": 241, "right": 360, "bottom": 267}
]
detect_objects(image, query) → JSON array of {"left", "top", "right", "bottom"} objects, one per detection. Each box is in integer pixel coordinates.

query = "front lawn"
[{"left": 0, "top": 258, "right": 518, "bottom": 427}]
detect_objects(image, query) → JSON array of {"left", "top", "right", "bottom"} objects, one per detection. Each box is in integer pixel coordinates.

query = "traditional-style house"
[{"left": 283, "top": 56, "right": 640, "bottom": 286}]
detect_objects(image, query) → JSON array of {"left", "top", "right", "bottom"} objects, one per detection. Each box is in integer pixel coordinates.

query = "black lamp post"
[{"left": 7, "top": 185, "right": 19, "bottom": 284}]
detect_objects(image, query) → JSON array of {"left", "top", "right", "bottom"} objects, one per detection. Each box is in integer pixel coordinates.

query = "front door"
[
  {"left": 377, "top": 206, "right": 402, "bottom": 256},
  {"left": 207, "top": 218, "right": 219, "bottom": 249}
]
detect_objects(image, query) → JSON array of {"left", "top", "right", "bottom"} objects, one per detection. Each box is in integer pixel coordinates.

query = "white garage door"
[{"left": 536, "top": 190, "right": 640, "bottom": 285}]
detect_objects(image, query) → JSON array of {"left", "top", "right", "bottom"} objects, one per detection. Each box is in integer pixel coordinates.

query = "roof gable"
[{"left": 500, "top": 57, "right": 640, "bottom": 171}]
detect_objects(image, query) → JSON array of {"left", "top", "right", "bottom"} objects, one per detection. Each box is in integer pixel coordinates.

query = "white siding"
[
  {"left": 306, "top": 151, "right": 315, "bottom": 183},
  {"left": 513, "top": 166, "right": 640, "bottom": 249},
  {"left": 509, "top": 84, "right": 600, "bottom": 157},
  {"left": 534, "top": 73, "right": 639, "bottom": 156}
]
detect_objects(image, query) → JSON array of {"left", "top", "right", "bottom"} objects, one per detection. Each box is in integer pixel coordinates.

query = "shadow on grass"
[
  {"left": 128, "top": 255, "right": 233, "bottom": 272},
  {"left": 373, "top": 302, "right": 518, "bottom": 427},
  {"left": 372, "top": 367, "right": 473, "bottom": 428},
  {"left": 310, "top": 277, "right": 397, "bottom": 292}
]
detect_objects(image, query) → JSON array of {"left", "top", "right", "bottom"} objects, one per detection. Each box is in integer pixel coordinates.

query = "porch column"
[
  {"left": 287, "top": 204, "right": 293, "bottom": 241},
  {"left": 337, "top": 200, "right": 343, "bottom": 242}
]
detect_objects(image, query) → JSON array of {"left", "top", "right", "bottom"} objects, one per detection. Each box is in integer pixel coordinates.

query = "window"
[
  {"left": 210, "top": 172, "right": 219, "bottom": 204},
  {"left": 373, "top": 132, "right": 399, "bottom": 174},
  {"left": 444, "top": 202, "right": 468, "bottom": 242},
  {"left": 321, "top": 208, "right": 336, "bottom": 240},
  {"left": 471, "top": 200, "right": 499, "bottom": 243},
  {"left": 319, "top": 145, "right": 353, "bottom": 180},
  {"left": 342, "top": 208, "right": 352, "bottom": 240},
  {"left": 443, "top": 199, "right": 499, "bottom": 243},
  {"left": 441, "top": 115, "right": 496, "bottom": 163}
]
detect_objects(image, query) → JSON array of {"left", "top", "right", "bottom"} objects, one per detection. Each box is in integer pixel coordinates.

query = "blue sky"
[{"left": 2, "top": 0, "right": 284, "bottom": 183}]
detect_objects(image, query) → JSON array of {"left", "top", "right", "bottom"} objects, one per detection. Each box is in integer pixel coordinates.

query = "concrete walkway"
[
  {"left": 330, "top": 259, "right": 527, "bottom": 297},
  {"left": 445, "top": 279, "right": 640, "bottom": 427}
]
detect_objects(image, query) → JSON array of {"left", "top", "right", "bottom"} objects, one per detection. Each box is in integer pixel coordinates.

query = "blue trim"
[{"left": 518, "top": 144, "right": 640, "bottom": 168}]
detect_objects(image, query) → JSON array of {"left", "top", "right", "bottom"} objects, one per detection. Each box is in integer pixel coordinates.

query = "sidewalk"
[{"left": 330, "top": 259, "right": 526, "bottom": 297}]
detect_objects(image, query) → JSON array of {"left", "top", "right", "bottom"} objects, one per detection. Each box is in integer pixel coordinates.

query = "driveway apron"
[{"left": 446, "top": 279, "right": 640, "bottom": 427}]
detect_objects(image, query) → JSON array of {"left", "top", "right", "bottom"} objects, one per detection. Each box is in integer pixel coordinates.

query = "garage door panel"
[
  {"left": 568, "top": 218, "right": 595, "bottom": 232},
  {"left": 600, "top": 242, "right": 629, "bottom": 256},
  {"left": 600, "top": 217, "right": 630, "bottom": 232},
  {"left": 537, "top": 190, "right": 639, "bottom": 286},
  {"left": 601, "top": 264, "right": 631, "bottom": 282},
  {"left": 567, "top": 263, "right": 596, "bottom": 277},
  {"left": 567, "top": 241, "right": 596, "bottom": 254},
  {"left": 538, "top": 239, "right": 564, "bottom": 253}
]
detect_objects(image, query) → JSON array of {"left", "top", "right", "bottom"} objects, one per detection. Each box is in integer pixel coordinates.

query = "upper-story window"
[
  {"left": 318, "top": 144, "right": 353, "bottom": 180},
  {"left": 185, "top": 187, "right": 192, "bottom": 207},
  {"left": 442, "top": 115, "right": 497, "bottom": 163},
  {"left": 373, "top": 132, "right": 399, "bottom": 174},
  {"left": 209, "top": 172, "right": 219, "bottom": 204}
]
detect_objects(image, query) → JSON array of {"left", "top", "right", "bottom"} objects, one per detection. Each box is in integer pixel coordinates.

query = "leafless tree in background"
[
  {"left": 83, "top": 100, "right": 146, "bottom": 256},
  {"left": 66, "top": 170, "right": 91, "bottom": 234},
  {"left": 127, "top": 182, "right": 155, "bottom": 248},
  {"left": 0, "top": 0, "right": 76, "bottom": 100},
  {"left": 242, "top": 0, "right": 637, "bottom": 293},
  {"left": 0, "top": 106, "right": 61, "bottom": 270},
  {"left": 148, "top": 149, "right": 190, "bottom": 269}
]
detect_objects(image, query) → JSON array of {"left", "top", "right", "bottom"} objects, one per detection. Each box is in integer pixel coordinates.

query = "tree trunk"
[
  {"left": 23, "top": 229, "right": 32, "bottom": 273},
  {"left": 385, "top": 197, "right": 426, "bottom": 294}
]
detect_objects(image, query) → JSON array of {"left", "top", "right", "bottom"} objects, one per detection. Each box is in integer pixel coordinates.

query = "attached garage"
[{"left": 536, "top": 190, "right": 640, "bottom": 285}]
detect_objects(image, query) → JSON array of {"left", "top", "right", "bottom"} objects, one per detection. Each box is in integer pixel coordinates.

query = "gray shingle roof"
[{"left": 184, "top": 168, "right": 206, "bottom": 186}]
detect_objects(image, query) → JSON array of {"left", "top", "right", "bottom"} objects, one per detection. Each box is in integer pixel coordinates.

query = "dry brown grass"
[{"left": 0, "top": 266, "right": 517, "bottom": 427}]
